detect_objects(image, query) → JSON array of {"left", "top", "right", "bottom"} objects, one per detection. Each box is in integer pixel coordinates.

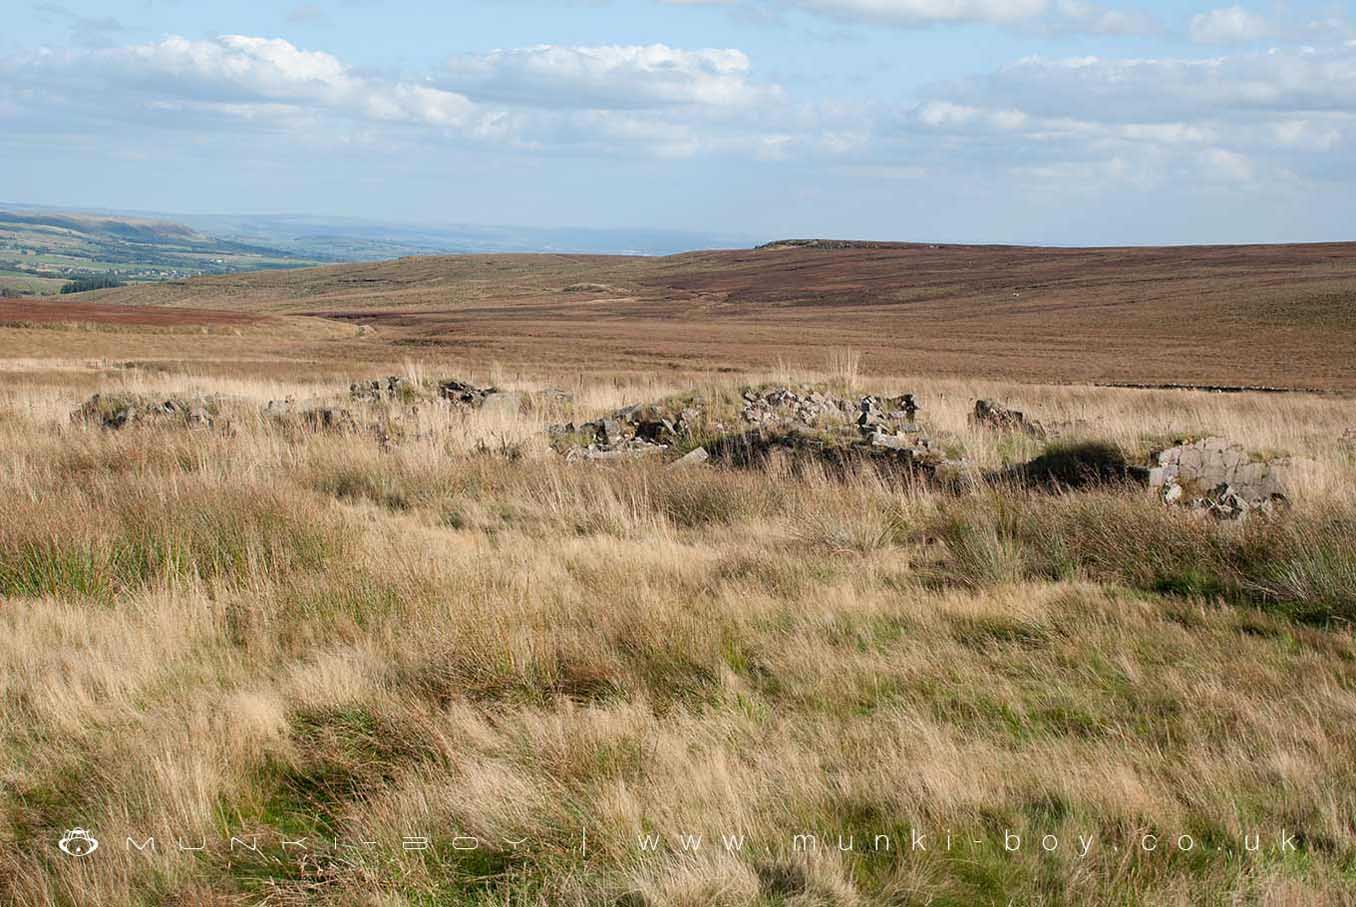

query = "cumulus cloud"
[
  {"left": 441, "top": 44, "right": 782, "bottom": 110},
  {"left": 3, "top": 27, "right": 1354, "bottom": 196},
  {"left": 935, "top": 47, "right": 1356, "bottom": 122},
  {"left": 0, "top": 35, "right": 793, "bottom": 158},
  {"left": 891, "top": 42, "right": 1356, "bottom": 192},
  {"left": 1190, "top": 6, "right": 1270, "bottom": 44},
  {"left": 660, "top": 0, "right": 1155, "bottom": 33},
  {"left": 789, "top": 0, "right": 1048, "bottom": 26}
]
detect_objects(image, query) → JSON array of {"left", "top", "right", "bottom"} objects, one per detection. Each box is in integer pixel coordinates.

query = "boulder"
[
  {"left": 971, "top": 400, "right": 1046, "bottom": 438},
  {"left": 438, "top": 379, "right": 495, "bottom": 408},
  {"left": 670, "top": 446, "right": 711, "bottom": 468}
]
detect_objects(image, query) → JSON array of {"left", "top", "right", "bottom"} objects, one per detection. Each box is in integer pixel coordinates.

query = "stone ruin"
[
  {"left": 734, "top": 387, "right": 941, "bottom": 467},
  {"left": 971, "top": 399, "right": 1046, "bottom": 438},
  {"left": 66, "top": 380, "right": 1309, "bottom": 521},
  {"left": 550, "top": 385, "right": 952, "bottom": 474},
  {"left": 1150, "top": 437, "right": 1294, "bottom": 519},
  {"left": 71, "top": 393, "right": 221, "bottom": 431},
  {"left": 739, "top": 387, "right": 919, "bottom": 433},
  {"left": 436, "top": 379, "right": 522, "bottom": 416},
  {"left": 350, "top": 375, "right": 524, "bottom": 415},
  {"left": 350, "top": 376, "right": 415, "bottom": 403},
  {"left": 549, "top": 401, "right": 703, "bottom": 461}
]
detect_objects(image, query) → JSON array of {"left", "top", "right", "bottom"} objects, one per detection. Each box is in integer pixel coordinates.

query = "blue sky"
[{"left": 3, "top": 0, "right": 1355, "bottom": 244}]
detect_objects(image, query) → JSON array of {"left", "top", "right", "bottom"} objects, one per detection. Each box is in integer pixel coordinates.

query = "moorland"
[{"left": 2, "top": 241, "right": 1355, "bottom": 906}]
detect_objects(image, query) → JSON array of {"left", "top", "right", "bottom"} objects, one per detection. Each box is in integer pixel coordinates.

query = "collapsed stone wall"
[
  {"left": 68, "top": 380, "right": 1309, "bottom": 520},
  {"left": 71, "top": 393, "right": 221, "bottom": 431},
  {"left": 1150, "top": 438, "right": 1295, "bottom": 518}
]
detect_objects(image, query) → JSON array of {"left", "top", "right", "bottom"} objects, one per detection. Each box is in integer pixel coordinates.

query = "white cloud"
[
  {"left": 1054, "top": 0, "right": 1153, "bottom": 35},
  {"left": 939, "top": 47, "right": 1356, "bottom": 122},
  {"left": 1199, "top": 147, "right": 1255, "bottom": 181},
  {"left": 47, "top": 35, "right": 488, "bottom": 132},
  {"left": 3, "top": 27, "right": 1353, "bottom": 202},
  {"left": 441, "top": 44, "right": 781, "bottom": 110},
  {"left": 659, "top": 0, "right": 1155, "bottom": 33},
  {"left": 790, "top": 0, "right": 1048, "bottom": 26},
  {"left": 1190, "top": 6, "right": 1270, "bottom": 45},
  {"left": 0, "top": 35, "right": 796, "bottom": 158}
]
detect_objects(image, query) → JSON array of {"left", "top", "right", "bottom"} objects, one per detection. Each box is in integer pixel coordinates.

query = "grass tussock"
[
  {"left": 929, "top": 492, "right": 1356, "bottom": 624},
  {"left": 2, "top": 368, "right": 1356, "bottom": 906}
]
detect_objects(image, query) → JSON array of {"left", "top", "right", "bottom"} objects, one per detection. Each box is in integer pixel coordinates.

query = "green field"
[{"left": 0, "top": 209, "right": 323, "bottom": 294}]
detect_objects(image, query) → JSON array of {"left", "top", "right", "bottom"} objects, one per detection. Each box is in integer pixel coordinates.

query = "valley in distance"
[{"left": 2, "top": 237, "right": 1355, "bottom": 905}]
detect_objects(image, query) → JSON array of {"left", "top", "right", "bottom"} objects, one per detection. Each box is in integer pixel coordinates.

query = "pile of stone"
[
  {"left": 438, "top": 379, "right": 522, "bottom": 416},
  {"left": 858, "top": 394, "right": 921, "bottom": 436},
  {"left": 972, "top": 400, "right": 1046, "bottom": 438},
  {"left": 741, "top": 387, "right": 847, "bottom": 427},
  {"left": 550, "top": 401, "right": 702, "bottom": 461},
  {"left": 350, "top": 376, "right": 414, "bottom": 403},
  {"left": 552, "top": 386, "right": 948, "bottom": 472},
  {"left": 1150, "top": 437, "right": 1293, "bottom": 519},
  {"left": 71, "top": 393, "right": 219, "bottom": 431},
  {"left": 740, "top": 387, "right": 920, "bottom": 434}
]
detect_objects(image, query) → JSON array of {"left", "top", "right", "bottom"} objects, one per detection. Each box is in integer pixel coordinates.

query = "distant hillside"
[
  {"left": 0, "top": 208, "right": 322, "bottom": 295},
  {"left": 0, "top": 204, "right": 754, "bottom": 296},
  {"left": 88, "top": 240, "right": 1356, "bottom": 391}
]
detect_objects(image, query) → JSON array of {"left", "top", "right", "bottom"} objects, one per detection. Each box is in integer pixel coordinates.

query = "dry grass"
[{"left": 2, "top": 353, "right": 1356, "bottom": 906}]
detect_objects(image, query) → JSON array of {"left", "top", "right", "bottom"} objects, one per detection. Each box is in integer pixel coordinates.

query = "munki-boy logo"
[{"left": 58, "top": 828, "right": 99, "bottom": 857}]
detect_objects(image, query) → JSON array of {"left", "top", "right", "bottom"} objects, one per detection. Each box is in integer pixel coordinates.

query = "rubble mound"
[
  {"left": 550, "top": 399, "right": 702, "bottom": 461},
  {"left": 552, "top": 385, "right": 950, "bottom": 475},
  {"left": 350, "top": 376, "right": 418, "bottom": 403},
  {"left": 71, "top": 393, "right": 222, "bottom": 431},
  {"left": 1150, "top": 438, "right": 1293, "bottom": 519},
  {"left": 739, "top": 386, "right": 919, "bottom": 434},
  {"left": 438, "top": 379, "right": 522, "bottom": 415},
  {"left": 972, "top": 400, "right": 1046, "bottom": 438}
]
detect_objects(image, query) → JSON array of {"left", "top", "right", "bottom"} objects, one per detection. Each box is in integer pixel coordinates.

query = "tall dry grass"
[{"left": 2, "top": 362, "right": 1355, "bottom": 905}]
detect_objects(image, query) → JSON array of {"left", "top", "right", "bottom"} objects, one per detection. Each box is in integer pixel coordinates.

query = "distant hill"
[
  {"left": 0, "top": 203, "right": 754, "bottom": 297},
  {"left": 0, "top": 207, "right": 321, "bottom": 295},
  {"left": 86, "top": 240, "right": 1356, "bottom": 391}
]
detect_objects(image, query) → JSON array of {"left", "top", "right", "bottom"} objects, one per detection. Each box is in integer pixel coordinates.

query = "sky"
[{"left": 3, "top": 0, "right": 1355, "bottom": 245}]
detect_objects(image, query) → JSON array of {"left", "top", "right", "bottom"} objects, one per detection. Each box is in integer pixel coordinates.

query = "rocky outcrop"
[{"left": 1150, "top": 438, "right": 1293, "bottom": 518}]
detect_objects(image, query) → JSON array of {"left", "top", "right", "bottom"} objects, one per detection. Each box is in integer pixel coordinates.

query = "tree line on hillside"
[{"left": 60, "top": 275, "right": 124, "bottom": 294}]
